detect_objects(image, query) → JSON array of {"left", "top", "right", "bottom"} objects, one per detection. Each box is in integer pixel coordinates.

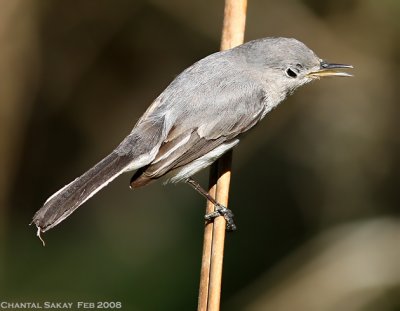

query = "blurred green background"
[{"left": 1, "top": 0, "right": 400, "bottom": 310}]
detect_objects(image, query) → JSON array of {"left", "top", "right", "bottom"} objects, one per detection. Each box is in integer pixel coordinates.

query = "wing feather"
[{"left": 130, "top": 89, "right": 267, "bottom": 187}]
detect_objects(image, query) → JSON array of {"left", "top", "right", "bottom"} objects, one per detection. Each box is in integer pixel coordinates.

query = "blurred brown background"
[{"left": 1, "top": 0, "right": 400, "bottom": 310}]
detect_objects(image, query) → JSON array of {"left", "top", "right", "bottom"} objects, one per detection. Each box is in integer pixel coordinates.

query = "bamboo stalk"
[
  {"left": 197, "top": 1, "right": 247, "bottom": 310},
  {"left": 197, "top": 163, "right": 218, "bottom": 310},
  {"left": 206, "top": 152, "right": 232, "bottom": 310}
]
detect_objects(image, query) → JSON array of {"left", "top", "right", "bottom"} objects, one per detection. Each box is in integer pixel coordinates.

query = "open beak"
[{"left": 308, "top": 61, "right": 353, "bottom": 78}]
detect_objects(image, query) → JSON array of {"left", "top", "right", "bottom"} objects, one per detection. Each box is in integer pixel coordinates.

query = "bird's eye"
[{"left": 286, "top": 68, "right": 298, "bottom": 78}]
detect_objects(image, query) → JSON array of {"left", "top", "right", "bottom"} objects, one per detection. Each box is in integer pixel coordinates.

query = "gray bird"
[{"left": 32, "top": 37, "right": 352, "bottom": 240}]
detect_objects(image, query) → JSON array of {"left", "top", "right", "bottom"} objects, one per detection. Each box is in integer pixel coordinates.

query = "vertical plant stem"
[
  {"left": 207, "top": 152, "right": 232, "bottom": 310},
  {"left": 197, "top": 1, "right": 247, "bottom": 310},
  {"left": 198, "top": 163, "right": 218, "bottom": 310}
]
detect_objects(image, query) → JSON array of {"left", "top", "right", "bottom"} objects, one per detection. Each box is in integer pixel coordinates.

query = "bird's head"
[{"left": 239, "top": 37, "right": 353, "bottom": 95}]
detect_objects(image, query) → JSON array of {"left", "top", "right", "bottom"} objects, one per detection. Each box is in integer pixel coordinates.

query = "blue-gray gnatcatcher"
[{"left": 32, "top": 37, "right": 352, "bottom": 239}]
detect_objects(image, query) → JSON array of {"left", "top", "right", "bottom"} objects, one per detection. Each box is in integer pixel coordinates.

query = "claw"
[{"left": 205, "top": 204, "right": 236, "bottom": 231}]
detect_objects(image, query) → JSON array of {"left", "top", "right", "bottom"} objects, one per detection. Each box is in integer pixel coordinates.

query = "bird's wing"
[{"left": 130, "top": 85, "right": 267, "bottom": 187}]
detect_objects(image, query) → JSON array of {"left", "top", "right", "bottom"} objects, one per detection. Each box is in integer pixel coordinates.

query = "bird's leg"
[{"left": 185, "top": 178, "right": 236, "bottom": 231}]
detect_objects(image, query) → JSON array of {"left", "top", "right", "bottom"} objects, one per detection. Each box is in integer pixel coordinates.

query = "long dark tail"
[
  {"left": 32, "top": 116, "right": 166, "bottom": 235},
  {"left": 32, "top": 151, "right": 135, "bottom": 233}
]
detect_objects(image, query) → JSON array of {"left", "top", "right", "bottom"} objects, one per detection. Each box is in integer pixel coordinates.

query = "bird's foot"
[{"left": 205, "top": 204, "right": 236, "bottom": 231}]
